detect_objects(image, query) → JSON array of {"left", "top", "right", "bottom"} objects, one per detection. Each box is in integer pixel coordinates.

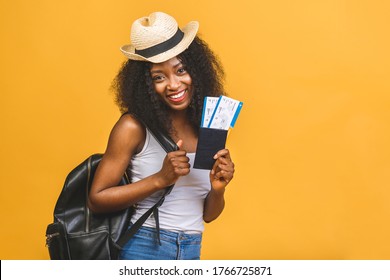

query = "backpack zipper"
[{"left": 45, "top": 232, "right": 60, "bottom": 247}]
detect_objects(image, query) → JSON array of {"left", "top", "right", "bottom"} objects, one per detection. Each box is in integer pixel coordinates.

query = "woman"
[{"left": 88, "top": 12, "right": 235, "bottom": 260}]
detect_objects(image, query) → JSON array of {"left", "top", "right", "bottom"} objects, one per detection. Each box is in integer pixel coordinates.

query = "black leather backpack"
[{"left": 45, "top": 123, "right": 178, "bottom": 259}]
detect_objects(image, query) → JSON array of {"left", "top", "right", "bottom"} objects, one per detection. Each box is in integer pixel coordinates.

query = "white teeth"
[{"left": 170, "top": 90, "right": 185, "bottom": 99}]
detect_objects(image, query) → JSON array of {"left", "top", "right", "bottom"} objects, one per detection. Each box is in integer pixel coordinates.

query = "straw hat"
[{"left": 120, "top": 12, "right": 199, "bottom": 63}]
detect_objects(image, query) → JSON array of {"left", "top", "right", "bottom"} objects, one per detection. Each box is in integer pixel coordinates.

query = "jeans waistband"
[{"left": 130, "top": 223, "right": 202, "bottom": 243}]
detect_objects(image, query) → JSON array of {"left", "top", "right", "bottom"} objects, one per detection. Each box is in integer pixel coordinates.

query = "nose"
[{"left": 167, "top": 75, "right": 181, "bottom": 90}]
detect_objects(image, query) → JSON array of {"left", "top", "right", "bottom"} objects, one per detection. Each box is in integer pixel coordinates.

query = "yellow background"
[{"left": 1, "top": 0, "right": 389, "bottom": 259}]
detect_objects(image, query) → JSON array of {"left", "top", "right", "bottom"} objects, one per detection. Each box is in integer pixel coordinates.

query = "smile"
[{"left": 167, "top": 89, "right": 187, "bottom": 102}]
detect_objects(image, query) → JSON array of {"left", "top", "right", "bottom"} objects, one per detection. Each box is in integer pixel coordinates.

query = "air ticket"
[{"left": 204, "top": 96, "right": 243, "bottom": 130}]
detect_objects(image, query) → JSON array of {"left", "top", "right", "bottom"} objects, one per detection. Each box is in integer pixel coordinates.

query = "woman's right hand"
[{"left": 156, "top": 140, "right": 190, "bottom": 187}]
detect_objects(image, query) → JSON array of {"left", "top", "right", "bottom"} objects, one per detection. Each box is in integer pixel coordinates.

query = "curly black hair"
[{"left": 112, "top": 36, "right": 226, "bottom": 136}]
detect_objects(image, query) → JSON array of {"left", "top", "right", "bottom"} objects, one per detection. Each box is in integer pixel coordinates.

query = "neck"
[
  {"left": 170, "top": 110, "right": 194, "bottom": 134},
  {"left": 170, "top": 110, "right": 188, "bottom": 126},
  {"left": 169, "top": 110, "right": 198, "bottom": 152}
]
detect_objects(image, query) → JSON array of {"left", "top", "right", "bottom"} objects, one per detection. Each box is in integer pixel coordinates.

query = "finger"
[
  {"left": 213, "top": 154, "right": 235, "bottom": 169},
  {"left": 214, "top": 169, "right": 234, "bottom": 182},
  {"left": 217, "top": 163, "right": 234, "bottom": 174},
  {"left": 174, "top": 162, "right": 191, "bottom": 175},
  {"left": 213, "top": 159, "right": 234, "bottom": 177},
  {"left": 170, "top": 155, "right": 190, "bottom": 164},
  {"left": 213, "top": 149, "right": 231, "bottom": 160},
  {"left": 167, "top": 150, "right": 187, "bottom": 159},
  {"left": 219, "top": 164, "right": 234, "bottom": 175},
  {"left": 176, "top": 168, "right": 190, "bottom": 175},
  {"left": 210, "top": 157, "right": 220, "bottom": 175},
  {"left": 175, "top": 161, "right": 191, "bottom": 168},
  {"left": 215, "top": 156, "right": 234, "bottom": 167},
  {"left": 176, "top": 139, "right": 183, "bottom": 150}
]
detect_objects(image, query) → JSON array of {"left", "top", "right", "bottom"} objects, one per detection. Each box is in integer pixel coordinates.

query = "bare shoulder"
[
  {"left": 107, "top": 114, "right": 146, "bottom": 156},
  {"left": 114, "top": 114, "right": 144, "bottom": 134}
]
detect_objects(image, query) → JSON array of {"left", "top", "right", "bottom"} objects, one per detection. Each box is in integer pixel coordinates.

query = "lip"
[{"left": 167, "top": 89, "right": 187, "bottom": 103}]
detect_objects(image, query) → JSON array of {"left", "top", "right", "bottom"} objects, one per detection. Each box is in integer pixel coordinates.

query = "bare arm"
[
  {"left": 88, "top": 114, "right": 190, "bottom": 213},
  {"left": 203, "top": 149, "right": 235, "bottom": 223}
]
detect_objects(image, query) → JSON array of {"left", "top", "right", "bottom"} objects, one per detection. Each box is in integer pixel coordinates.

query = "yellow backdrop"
[{"left": 1, "top": 0, "right": 389, "bottom": 259}]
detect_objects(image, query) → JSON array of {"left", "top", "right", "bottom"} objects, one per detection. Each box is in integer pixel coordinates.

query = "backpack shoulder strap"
[{"left": 116, "top": 114, "right": 178, "bottom": 249}]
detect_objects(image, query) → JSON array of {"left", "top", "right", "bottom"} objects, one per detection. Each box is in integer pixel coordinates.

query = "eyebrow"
[
  {"left": 150, "top": 62, "right": 183, "bottom": 74},
  {"left": 150, "top": 69, "right": 163, "bottom": 74},
  {"left": 172, "top": 62, "right": 182, "bottom": 68}
]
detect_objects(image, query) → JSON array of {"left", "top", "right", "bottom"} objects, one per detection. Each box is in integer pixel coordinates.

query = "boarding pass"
[{"left": 201, "top": 96, "right": 243, "bottom": 130}]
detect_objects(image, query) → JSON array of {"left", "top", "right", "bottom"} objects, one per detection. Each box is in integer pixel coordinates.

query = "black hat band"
[{"left": 135, "top": 28, "right": 184, "bottom": 58}]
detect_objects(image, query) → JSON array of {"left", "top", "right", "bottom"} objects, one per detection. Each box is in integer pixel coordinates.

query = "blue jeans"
[{"left": 119, "top": 225, "right": 202, "bottom": 260}]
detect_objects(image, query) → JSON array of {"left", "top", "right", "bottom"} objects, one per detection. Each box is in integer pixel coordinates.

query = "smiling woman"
[
  {"left": 87, "top": 11, "right": 235, "bottom": 260},
  {"left": 150, "top": 57, "right": 193, "bottom": 110}
]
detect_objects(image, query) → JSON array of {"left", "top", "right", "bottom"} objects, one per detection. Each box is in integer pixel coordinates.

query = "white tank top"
[{"left": 130, "top": 128, "right": 211, "bottom": 233}]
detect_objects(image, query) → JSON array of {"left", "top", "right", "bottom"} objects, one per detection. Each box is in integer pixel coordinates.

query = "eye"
[
  {"left": 177, "top": 67, "right": 187, "bottom": 75},
  {"left": 152, "top": 75, "right": 164, "bottom": 82}
]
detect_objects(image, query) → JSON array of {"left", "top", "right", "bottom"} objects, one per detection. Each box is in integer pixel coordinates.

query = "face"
[{"left": 150, "top": 56, "right": 193, "bottom": 111}]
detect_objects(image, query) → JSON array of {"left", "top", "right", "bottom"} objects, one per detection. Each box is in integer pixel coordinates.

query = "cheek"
[
  {"left": 184, "top": 75, "right": 192, "bottom": 86},
  {"left": 153, "top": 83, "right": 165, "bottom": 96},
  {"left": 182, "top": 75, "right": 193, "bottom": 94}
]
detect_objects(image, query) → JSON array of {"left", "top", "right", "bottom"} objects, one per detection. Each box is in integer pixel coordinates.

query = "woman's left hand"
[{"left": 210, "top": 149, "right": 235, "bottom": 191}]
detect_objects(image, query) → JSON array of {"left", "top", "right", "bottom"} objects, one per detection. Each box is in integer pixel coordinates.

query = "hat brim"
[{"left": 120, "top": 21, "right": 199, "bottom": 63}]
